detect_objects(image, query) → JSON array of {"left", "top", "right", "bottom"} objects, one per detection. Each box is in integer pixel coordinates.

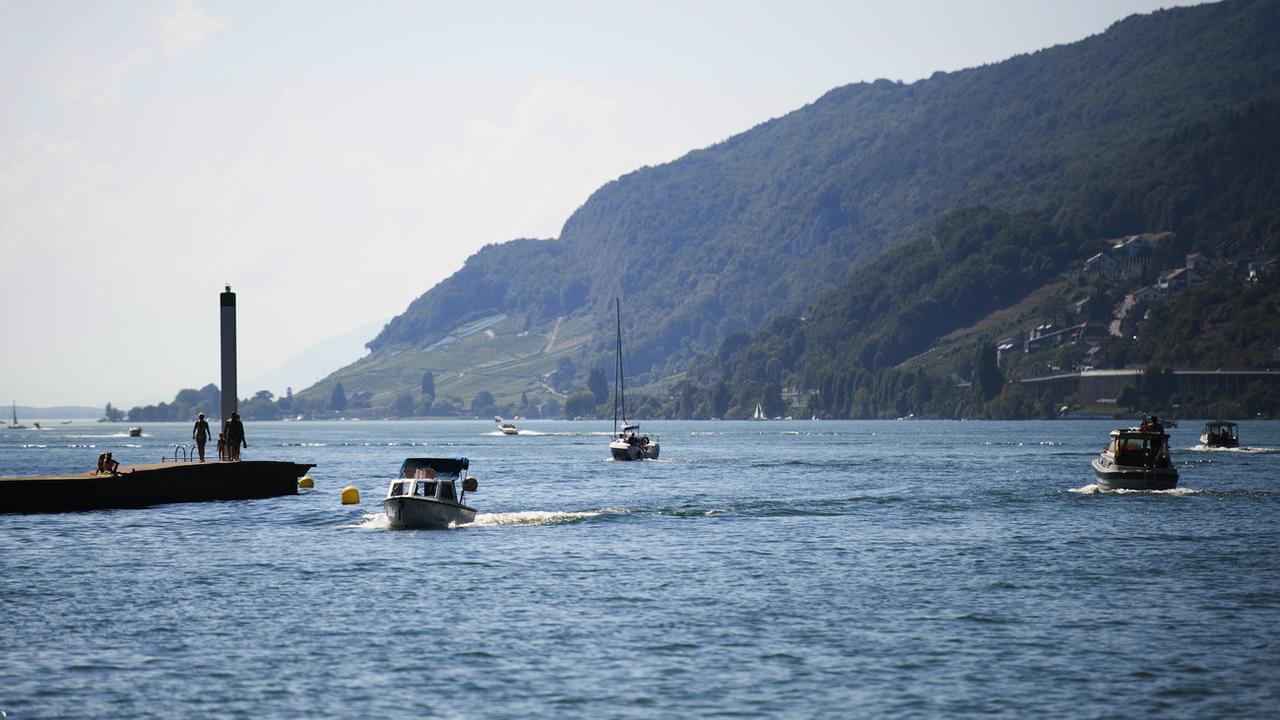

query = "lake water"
[{"left": 3, "top": 419, "right": 1279, "bottom": 718}]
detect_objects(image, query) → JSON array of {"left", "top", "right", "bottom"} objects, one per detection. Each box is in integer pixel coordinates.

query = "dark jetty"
[{"left": 0, "top": 460, "right": 313, "bottom": 513}]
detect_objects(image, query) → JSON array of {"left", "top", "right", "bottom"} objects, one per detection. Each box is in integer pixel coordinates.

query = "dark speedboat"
[
  {"left": 383, "top": 457, "right": 478, "bottom": 529},
  {"left": 1199, "top": 421, "right": 1239, "bottom": 448},
  {"left": 1091, "top": 426, "right": 1178, "bottom": 490}
]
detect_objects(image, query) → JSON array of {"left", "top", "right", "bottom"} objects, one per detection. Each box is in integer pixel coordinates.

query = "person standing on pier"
[
  {"left": 225, "top": 412, "right": 247, "bottom": 461},
  {"left": 192, "top": 413, "right": 212, "bottom": 462}
]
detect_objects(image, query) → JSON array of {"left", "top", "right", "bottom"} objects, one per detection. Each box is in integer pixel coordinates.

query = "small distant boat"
[
  {"left": 128, "top": 427, "right": 143, "bottom": 437},
  {"left": 383, "top": 457, "right": 478, "bottom": 529},
  {"left": 1200, "top": 420, "right": 1239, "bottom": 448},
  {"left": 498, "top": 422, "right": 519, "bottom": 435},
  {"left": 753, "top": 403, "right": 765, "bottom": 421},
  {"left": 1091, "top": 426, "right": 1178, "bottom": 490},
  {"left": 609, "top": 298, "right": 659, "bottom": 461},
  {"left": 7, "top": 401, "right": 27, "bottom": 429}
]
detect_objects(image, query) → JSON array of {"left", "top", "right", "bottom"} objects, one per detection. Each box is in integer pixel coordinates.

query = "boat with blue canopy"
[{"left": 383, "top": 457, "right": 478, "bottom": 529}]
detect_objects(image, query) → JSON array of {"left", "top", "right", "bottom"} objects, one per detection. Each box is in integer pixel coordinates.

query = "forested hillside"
[
  {"left": 313, "top": 0, "right": 1279, "bottom": 411},
  {"left": 684, "top": 99, "right": 1280, "bottom": 420}
]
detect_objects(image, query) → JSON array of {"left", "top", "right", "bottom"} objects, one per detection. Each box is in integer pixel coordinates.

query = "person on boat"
[
  {"left": 225, "top": 412, "right": 247, "bottom": 461},
  {"left": 192, "top": 413, "right": 212, "bottom": 462},
  {"left": 1140, "top": 415, "right": 1149, "bottom": 431}
]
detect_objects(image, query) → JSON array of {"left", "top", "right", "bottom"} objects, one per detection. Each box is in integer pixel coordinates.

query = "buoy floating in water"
[
  {"left": 340, "top": 486, "right": 360, "bottom": 505},
  {"left": 298, "top": 476, "right": 314, "bottom": 489}
]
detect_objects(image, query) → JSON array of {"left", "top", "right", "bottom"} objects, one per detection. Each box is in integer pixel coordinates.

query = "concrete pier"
[{"left": 0, "top": 460, "right": 313, "bottom": 513}]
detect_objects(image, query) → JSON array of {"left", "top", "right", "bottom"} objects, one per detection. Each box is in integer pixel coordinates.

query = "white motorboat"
[
  {"left": 609, "top": 298, "right": 659, "bottom": 461},
  {"left": 1091, "top": 426, "right": 1178, "bottom": 490},
  {"left": 383, "top": 457, "right": 478, "bottom": 529},
  {"left": 128, "top": 427, "right": 143, "bottom": 437},
  {"left": 495, "top": 418, "right": 518, "bottom": 435},
  {"left": 1200, "top": 420, "right": 1239, "bottom": 448}
]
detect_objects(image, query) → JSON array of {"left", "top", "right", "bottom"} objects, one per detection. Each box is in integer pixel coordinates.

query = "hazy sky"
[{"left": 2, "top": 0, "right": 1191, "bottom": 407}]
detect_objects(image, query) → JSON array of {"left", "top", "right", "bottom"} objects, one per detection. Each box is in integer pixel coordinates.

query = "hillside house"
[
  {"left": 1248, "top": 256, "right": 1277, "bottom": 283},
  {"left": 1185, "top": 252, "right": 1208, "bottom": 271},
  {"left": 1084, "top": 253, "right": 1118, "bottom": 276},
  {"left": 1157, "top": 267, "right": 1203, "bottom": 293},
  {"left": 1112, "top": 235, "right": 1148, "bottom": 258},
  {"left": 1023, "top": 322, "right": 1103, "bottom": 354},
  {"left": 997, "top": 339, "right": 1017, "bottom": 365}
]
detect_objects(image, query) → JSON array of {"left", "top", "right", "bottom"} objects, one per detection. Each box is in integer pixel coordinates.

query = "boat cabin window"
[
  {"left": 414, "top": 481, "right": 437, "bottom": 498},
  {"left": 1115, "top": 436, "right": 1148, "bottom": 465},
  {"left": 390, "top": 481, "right": 408, "bottom": 496},
  {"left": 438, "top": 482, "right": 456, "bottom": 502}
]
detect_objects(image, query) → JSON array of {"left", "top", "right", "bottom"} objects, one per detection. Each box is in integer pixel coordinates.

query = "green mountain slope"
[
  {"left": 694, "top": 98, "right": 1280, "bottom": 419},
  {"left": 314, "top": 0, "right": 1280, "bottom": 410}
]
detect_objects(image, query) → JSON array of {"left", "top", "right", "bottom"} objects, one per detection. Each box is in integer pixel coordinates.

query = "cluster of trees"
[
  {"left": 116, "top": 384, "right": 221, "bottom": 422},
  {"left": 1112, "top": 365, "right": 1280, "bottom": 420}
]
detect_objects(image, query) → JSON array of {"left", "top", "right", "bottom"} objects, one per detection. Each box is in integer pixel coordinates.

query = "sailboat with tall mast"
[
  {"left": 8, "top": 401, "right": 28, "bottom": 429},
  {"left": 609, "top": 298, "right": 659, "bottom": 461}
]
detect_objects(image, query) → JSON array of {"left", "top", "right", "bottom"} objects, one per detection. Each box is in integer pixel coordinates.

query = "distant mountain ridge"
[
  {"left": 8, "top": 406, "right": 101, "bottom": 420},
  {"left": 310, "top": 0, "right": 1280, "bottom": 409}
]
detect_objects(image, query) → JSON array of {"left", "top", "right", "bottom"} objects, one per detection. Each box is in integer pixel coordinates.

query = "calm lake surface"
[{"left": 3, "top": 419, "right": 1279, "bottom": 718}]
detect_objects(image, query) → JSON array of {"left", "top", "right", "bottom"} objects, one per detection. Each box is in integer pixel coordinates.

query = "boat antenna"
[{"left": 614, "top": 297, "right": 627, "bottom": 433}]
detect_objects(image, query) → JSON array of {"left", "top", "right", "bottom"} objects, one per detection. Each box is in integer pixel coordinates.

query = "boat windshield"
[
  {"left": 1113, "top": 433, "right": 1169, "bottom": 465},
  {"left": 439, "top": 483, "right": 456, "bottom": 502},
  {"left": 414, "top": 481, "right": 437, "bottom": 498}
]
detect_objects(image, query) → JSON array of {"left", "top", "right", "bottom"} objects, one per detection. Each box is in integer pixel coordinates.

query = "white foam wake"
[
  {"left": 341, "top": 512, "right": 391, "bottom": 530},
  {"left": 1187, "top": 444, "right": 1279, "bottom": 454},
  {"left": 1070, "top": 483, "right": 1201, "bottom": 496},
  {"left": 467, "top": 510, "right": 604, "bottom": 526}
]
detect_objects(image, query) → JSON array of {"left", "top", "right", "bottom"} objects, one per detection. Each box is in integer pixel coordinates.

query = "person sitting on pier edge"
[
  {"left": 96, "top": 452, "right": 119, "bottom": 475},
  {"left": 192, "top": 412, "right": 212, "bottom": 462},
  {"left": 225, "top": 412, "right": 247, "bottom": 461}
]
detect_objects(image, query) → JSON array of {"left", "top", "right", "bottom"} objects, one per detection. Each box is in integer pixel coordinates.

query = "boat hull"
[
  {"left": 1199, "top": 434, "right": 1239, "bottom": 448},
  {"left": 610, "top": 440, "right": 659, "bottom": 461},
  {"left": 384, "top": 496, "right": 475, "bottom": 529},
  {"left": 1091, "top": 458, "right": 1179, "bottom": 490}
]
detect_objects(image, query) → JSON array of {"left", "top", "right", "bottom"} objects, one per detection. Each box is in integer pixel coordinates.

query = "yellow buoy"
[
  {"left": 340, "top": 486, "right": 360, "bottom": 505},
  {"left": 298, "top": 476, "right": 314, "bottom": 489}
]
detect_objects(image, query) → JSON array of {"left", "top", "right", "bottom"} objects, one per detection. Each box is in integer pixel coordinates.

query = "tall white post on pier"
[{"left": 220, "top": 285, "right": 237, "bottom": 430}]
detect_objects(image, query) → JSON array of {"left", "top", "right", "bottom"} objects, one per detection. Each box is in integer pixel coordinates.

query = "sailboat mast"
[{"left": 614, "top": 297, "right": 627, "bottom": 432}]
